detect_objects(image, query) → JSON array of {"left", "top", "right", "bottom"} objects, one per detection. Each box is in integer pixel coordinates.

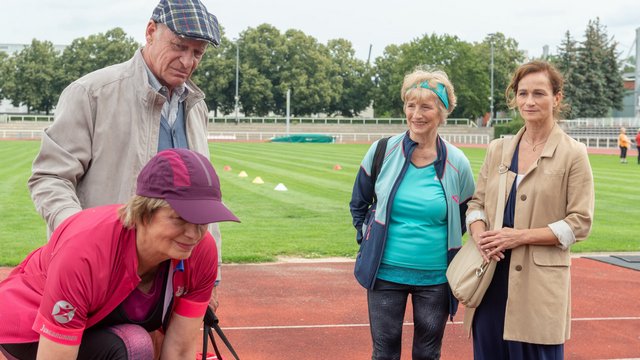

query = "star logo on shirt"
[{"left": 52, "top": 300, "right": 76, "bottom": 324}]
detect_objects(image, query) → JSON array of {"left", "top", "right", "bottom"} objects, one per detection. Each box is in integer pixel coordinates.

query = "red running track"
[{"left": 1, "top": 257, "right": 639, "bottom": 359}]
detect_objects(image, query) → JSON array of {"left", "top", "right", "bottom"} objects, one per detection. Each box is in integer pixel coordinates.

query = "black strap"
[
  {"left": 371, "top": 137, "right": 389, "bottom": 202},
  {"left": 202, "top": 307, "right": 240, "bottom": 360}
]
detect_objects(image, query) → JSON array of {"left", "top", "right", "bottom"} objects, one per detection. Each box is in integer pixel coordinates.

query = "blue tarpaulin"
[{"left": 270, "top": 134, "right": 334, "bottom": 143}]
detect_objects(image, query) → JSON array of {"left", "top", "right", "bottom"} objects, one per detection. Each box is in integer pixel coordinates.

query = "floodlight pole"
[
  {"left": 286, "top": 89, "right": 291, "bottom": 135},
  {"left": 234, "top": 40, "right": 240, "bottom": 125},
  {"left": 635, "top": 27, "right": 640, "bottom": 117},
  {"left": 489, "top": 38, "right": 495, "bottom": 127}
]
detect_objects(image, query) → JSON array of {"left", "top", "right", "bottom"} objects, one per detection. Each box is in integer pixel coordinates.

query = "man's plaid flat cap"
[{"left": 151, "top": 0, "right": 221, "bottom": 46}]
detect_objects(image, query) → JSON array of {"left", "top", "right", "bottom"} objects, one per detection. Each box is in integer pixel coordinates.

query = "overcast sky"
[{"left": 2, "top": 0, "right": 638, "bottom": 62}]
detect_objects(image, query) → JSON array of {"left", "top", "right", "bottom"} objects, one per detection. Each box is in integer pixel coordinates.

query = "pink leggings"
[{"left": 0, "top": 324, "right": 154, "bottom": 360}]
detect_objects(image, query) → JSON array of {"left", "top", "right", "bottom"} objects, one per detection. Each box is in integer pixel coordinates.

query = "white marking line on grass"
[{"left": 220, "top": 316, "right": 640, "bottom": 331}]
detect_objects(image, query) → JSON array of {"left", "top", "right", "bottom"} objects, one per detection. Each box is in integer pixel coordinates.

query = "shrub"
[{"left": 493, "top": 114, "right": 524, "bottom": 138}]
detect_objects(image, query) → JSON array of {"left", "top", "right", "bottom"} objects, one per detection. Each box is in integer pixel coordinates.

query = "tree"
[
  {"left": 326, "top": 39, "right": 373, "bottom": 117},
  {"left": 0, "top": 51, "right": 9, "bottom": 100},
  {"left": 574, "top": 18, "right": 623, "bottom": 117},
  {"left": 192, "top": 30, "right": 237, "bottom": 116},
  {"left": 238, "top": 66, "right": 274, "bottom": 116},
  {"left": 5, "top": 40, "right": 61, "bottom": 114},
  {"left": 278, "top": 29, "right": 339, "bottom": 116},
  {"left": 236, "top": 24, "right": 346, "bottom": 116},
  {"left": 621, "top": 55, "right": 635, "bottom": 74},
  {"left": 372, "top": 33, "right": 523, "bottom": 119},
  {"left": 602, "top": 35, "right": 625, "bottom": 112},
  {"left": 236, "top": 24, "right": 284, "bottom": 116},
  {"left": 553, "top": 31, "right": 583, "bottom": 118},
  {"left": 411, "top": 33, "right": 482, "bottom": 119},
  {"left": 446, "top": 41, "right": 487, "bottom": 119},
  {"left": 59, "top": 28, "right": 139, "bottom": 89},
  {"left": 480, "top": 33, "right": 525, "bottom": 118},
  {"left": 371, "top": 43, "right": 407, "bottom": 117}
]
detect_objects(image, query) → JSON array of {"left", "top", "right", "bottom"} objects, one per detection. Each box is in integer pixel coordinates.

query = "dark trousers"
[
  {"left": 620, "top": 146, "right": 628, "bottom": 159},
  {"left": 472, "top": 250, "right": 564, "bottom": 360},
  {"left": 367, "top": 279, "right": 448, "bottom": 360}
]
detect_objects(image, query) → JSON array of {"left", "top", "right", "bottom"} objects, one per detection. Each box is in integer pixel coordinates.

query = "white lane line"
[{"left": 220, "top": 316, "right": 640, "bottom": 331}]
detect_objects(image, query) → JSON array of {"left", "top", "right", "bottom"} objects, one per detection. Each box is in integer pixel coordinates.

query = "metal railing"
[
  {"left": 211, "top": 117, "right": 405, "bottom": 125},
  {"left": 210, "top": 117, "right": 473, "bottom": 126},
  {"left": 572, "top": 136, "right": 632, "bottom": 149},
  {"left": 501, "top": 134, "right": 627, "bottom": 149},
  {"left": 2, "top": 115, "right": 474, "bottom": 126},
  {"left": 207, "top": 131, "right": 490, "bottom": 144},
  {"left": 562, "top": 117, "right": 640, "bottom": 128},
  {"left": 492, "top": 118, "right": 512, "bottom": 125},
  {"left": 1, "top": 128, "right": 625, "bottom": 148},
  {"left": 0, "top": 129, "right": 44, "bottom": 139},
  {"left": 0, "top": 128, "right": 489, "bottom": 144},
  {"left": 2, "top": 114, "right": 54, "bottom": 122}
]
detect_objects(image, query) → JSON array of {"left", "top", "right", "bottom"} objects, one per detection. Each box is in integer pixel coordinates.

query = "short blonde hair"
[
  {"left": 401, "top": 68, "right": 457, "bottom": 123},
  {"left": 118, "top": 196, "right": 170, "bottom": 228}
]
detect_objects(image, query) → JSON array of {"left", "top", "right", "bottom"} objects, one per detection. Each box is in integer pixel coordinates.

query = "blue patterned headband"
[{"left": 408, "top": 81, "right": 449, "bottom": 109}]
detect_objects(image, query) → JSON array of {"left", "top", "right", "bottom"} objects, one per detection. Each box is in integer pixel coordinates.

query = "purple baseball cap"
[{"left": 136, "top": 148, "right": 239, "bottom": 224}]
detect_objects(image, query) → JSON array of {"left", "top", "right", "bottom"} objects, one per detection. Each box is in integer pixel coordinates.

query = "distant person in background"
[
  {"left": 350, "top": 68, "right": 475, "bottom": 359},
  {"left": 465, "top": 60, "right": 594, "bottom": 359},
  {"left": 0, "top": 149, "right": 239, "bottom": 360},
  {"left": 27, "top": 0, "right": 225, "bottom": 310},
  {"left": 618, "top": 127, "right": 630, "bottom": 163},
  {"left": 635, "top": 129, "right": 640, "bottom": 164}
]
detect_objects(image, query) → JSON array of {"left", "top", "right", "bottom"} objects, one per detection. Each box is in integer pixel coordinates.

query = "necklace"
[{"left": 524, "top": 136, "right": 547, "bottom": 152}]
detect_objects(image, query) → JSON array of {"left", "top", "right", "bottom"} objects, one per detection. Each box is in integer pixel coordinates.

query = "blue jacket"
[{"left": 349, "top": 132, "right": 476, "bottom": 317}]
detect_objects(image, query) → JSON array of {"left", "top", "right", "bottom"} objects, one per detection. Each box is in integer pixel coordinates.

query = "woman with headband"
[{"left": 350, "top": 68, "right": 475, "bottom": 359}]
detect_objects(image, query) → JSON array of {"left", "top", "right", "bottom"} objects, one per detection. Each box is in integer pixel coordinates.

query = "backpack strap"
[{"left": 371, "top": 137, "right": 389, "bottom": 202}]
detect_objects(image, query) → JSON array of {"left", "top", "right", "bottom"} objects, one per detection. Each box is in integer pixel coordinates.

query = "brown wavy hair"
[{"left": 505, "top": 60, "right": 567, "bottom": 119}]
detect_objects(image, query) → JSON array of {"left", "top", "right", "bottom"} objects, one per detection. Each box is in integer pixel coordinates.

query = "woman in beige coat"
[{"left": 465, "top": 61, "right": 594, "bottom": 359}]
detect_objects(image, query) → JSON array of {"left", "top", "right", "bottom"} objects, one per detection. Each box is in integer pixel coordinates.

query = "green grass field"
[{"left": 0, "top": 141, "right": 638, "bottom": 266}]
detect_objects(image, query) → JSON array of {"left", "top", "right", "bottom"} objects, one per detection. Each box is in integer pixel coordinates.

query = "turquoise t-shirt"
[{"left": 378, "top": 162, "right": 448, "bottom": 286}]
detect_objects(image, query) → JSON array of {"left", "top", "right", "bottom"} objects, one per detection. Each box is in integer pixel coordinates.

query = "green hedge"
[{"left": 493, "top": 115, "right": 524, "bottom": 138}]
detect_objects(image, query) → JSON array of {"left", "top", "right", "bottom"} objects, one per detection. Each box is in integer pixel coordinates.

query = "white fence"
[
  {"left": 503, "top": 134, "right": 626, "bottom": 149},
  {"left": 0, "top": 129, "right": 43, "bottom": 139},
  {"left": 1, "top": 115, "right": 54, "bottom": 123},
  {"left": 0, "top": 129, "right": 489, "bottom": 144},
  {"left": 212, "top": 117, "right": 475, "bottom": 126},
  {"left": 2, "top": 114, "right": 476, "bottom": 127},
  {"left": 207, "top": 131, "right": 490, "bottom": 144},
  {"left": 572, "top": 136, "right": 631, "bottom": 149},
  {"left": 562, "top": 117, "right": 640, "bottom": 128}
]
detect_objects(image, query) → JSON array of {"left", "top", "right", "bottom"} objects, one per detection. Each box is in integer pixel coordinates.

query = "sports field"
[{"left": 0, "top": 141, "right": 638, "bottom": 266}]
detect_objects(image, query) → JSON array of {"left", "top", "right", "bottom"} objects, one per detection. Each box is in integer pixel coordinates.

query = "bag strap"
[
  {"left": 475, "top": 137, "right": 512, "bottom": 274},
  {"left": 202, "top": 306, "right": 240, "bottom": 360},
  {"left": 493, "top": 137, "right": 511, "bottom": 230},
  {"left": 371, "top": 137, "right": 389, "bottom": 202}
]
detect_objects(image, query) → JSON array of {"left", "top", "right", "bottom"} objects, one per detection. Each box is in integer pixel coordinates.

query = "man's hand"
[{"left": 209, "top": 286, "right": 219, "bottom": 311}]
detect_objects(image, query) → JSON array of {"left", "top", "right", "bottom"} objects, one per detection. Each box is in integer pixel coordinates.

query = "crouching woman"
[{"left": 0, "top": 148, "right": 239, "bottom": 360}]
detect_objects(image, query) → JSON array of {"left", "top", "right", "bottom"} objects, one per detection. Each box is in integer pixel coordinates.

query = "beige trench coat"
[{"left": 464, "top": 124, "right": 594, "bottom": 344}]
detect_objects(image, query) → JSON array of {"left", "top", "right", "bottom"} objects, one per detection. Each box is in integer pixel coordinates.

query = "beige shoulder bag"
[{"left": 446, "top": 138, "right": 510, "bottom": 308}]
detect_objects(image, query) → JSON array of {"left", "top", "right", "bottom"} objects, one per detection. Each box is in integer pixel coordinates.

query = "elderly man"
[{"left": 28, "top": 0, "right": 224, "bottom": 309}]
